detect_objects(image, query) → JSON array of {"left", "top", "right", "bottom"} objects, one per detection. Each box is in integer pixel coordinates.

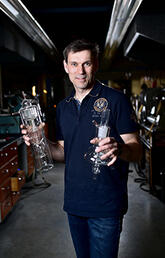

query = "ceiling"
[
  {"left": 21, "top": 0, "right": 114, "bottom": 56},
  {"left": 1, "top": 0, "right": 165, "bottom": 80},
  {"left": 21, "top": 0, "right": 165, "bottom": 77}
]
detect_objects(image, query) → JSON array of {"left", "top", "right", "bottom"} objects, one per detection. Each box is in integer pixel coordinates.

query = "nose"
[{"left": 78, "top": 64, "right": 85, "bottom": 74}]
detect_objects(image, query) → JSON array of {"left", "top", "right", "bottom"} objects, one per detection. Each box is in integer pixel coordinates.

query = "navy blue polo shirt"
[{"left": 56, "top": 81, "right": 138, "bottom": 218}]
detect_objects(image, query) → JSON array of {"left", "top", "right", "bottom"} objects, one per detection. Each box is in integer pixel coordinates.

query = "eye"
[
  {"left": 84, "top": 62, "right": 92, "bottom": 67},
  {"left": 71, "top": 62, "right": 77, "bottom": 67}
]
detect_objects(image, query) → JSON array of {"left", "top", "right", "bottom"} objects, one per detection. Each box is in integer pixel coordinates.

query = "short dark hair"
[{"left": 63, "top": 39, "right": 100, "bottom": 63}]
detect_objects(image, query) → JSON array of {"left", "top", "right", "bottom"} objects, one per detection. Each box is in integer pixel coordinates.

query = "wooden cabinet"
[
  {"left": 0, "top": 140, "right": 25, "bottom": 222},
  {"left": 0, "top": 136, "right": 37, "bottom": 222}
]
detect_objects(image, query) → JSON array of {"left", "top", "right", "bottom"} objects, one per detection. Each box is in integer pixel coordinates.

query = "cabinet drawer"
[
  {"left": 0, "top": 195, "right": 13, "bottom": 222},
  {"left": 0, "top": 178, "right": 11, "bottom": 202},
  {"left": 11, "top": 191, "right": 20, "bottom": 206},
  {"left": 0, "top": 142, "right": 18, "bottom": 167},
  {"left": 0, "top": 164, "right": 10, "bottom": 183},
  {"left": 9, "top": 156, "right": 18, "bottom": 176},
  {"left": 0, "top": 156, "right": 18, "bottom": 185},
  {"left": 11, "top": 171, "right": 26, "bottom": 192}
]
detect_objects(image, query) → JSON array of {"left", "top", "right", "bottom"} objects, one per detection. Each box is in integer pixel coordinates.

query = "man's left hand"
[{"left": 90, "top": 137, "right": 121, "bottom": 166}]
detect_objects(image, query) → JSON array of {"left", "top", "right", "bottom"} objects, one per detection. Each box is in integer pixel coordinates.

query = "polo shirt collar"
[
  {"left": 66, "top": 80, "right": 102, "bottom": 103},
  {"left": 88, "top": 80, "right": 102, "bottom": 97}
]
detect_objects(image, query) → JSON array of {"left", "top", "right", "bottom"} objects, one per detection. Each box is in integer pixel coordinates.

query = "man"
[{"left": 22, "top": 39, "right": 142, "bottom": 258}]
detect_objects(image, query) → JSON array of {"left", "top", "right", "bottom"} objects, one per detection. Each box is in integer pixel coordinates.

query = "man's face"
[{"left": 63, "top": 50, "right": 98, "bottom": 91}]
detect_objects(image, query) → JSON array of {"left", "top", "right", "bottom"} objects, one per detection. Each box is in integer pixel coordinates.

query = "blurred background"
[{"left": 0, "top": 0, "right": 165, "bottom": 225}]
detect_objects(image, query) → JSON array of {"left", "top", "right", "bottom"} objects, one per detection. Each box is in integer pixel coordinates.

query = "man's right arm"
[{"left": 48, "top": 140, "right": 65, "bottom": 162}]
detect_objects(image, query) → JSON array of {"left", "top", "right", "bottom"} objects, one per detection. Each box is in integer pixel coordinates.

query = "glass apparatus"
[
  {"left": 84, "top": 109, "right": 111, "bottom": 179},
  {"left": 19, "top": 98, "right": 54, "bottom": 173}
]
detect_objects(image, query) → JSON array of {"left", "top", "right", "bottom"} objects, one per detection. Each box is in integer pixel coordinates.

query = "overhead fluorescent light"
[
  {"left": 124, "top": 32, "right": 140, "bottom": 55},
  {"left": 0, "top": 0, "right": 58, "bottom": 58},
  {"left": 105, "top": 0, "right": 143, "bottom": 50},
  {"left": 0, "top": 0, "right": 19, "bottom": 19},
  {"left": 0, "top": 0, "right": 18, "bottom": 16}
]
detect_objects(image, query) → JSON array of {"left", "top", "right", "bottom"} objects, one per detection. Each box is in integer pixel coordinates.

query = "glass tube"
[
  {"left": 19, "top": 98, "right": 54, "bottom": 173},
  {"left": 84, "top": 109, "right": 111, "bottom": 179}
]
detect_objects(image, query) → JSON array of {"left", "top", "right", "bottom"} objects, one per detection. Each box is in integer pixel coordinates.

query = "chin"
[
  {"left": 78, "top": 80, "right": 93, "bottom": 88},
  {"left": 76, "top": 82, "right": 88, "bottom": 88}
]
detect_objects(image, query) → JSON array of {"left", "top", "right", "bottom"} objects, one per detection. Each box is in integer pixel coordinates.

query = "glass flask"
[
  {"left": 84, "top": 108, "right": 111, "bottom": 179},
  {"left": 19, "top": 98, "right": 54, "bottom": 173}
]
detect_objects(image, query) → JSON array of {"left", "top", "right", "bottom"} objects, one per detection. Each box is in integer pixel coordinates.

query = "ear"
[{"left": 63, "top": 60, "right": 69, "bottom": 74}]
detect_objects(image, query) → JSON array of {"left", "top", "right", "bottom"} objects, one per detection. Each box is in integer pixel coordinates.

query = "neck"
[
  {"left": 74, "top": 82, "right": 95, "bottom": 102},
  {"left": 74, "top": 89, "right": 91, "bottom": 103}
]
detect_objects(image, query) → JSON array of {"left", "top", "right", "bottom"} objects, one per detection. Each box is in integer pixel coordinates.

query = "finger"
[
  {"left": 23, "top": 135, "right": 30, "bottom": 141},
  {"left": 96, "top": 142, "right": 117, "bottom": 153},
  {"left": 23, "top": 135, "right": 30, "bottom": 146},
  {"left": 90, "top": 137, "right": 99, "bottom": 145},
  {"left": 100, "top": 149, "right": 112, "bottom": 160},
  {"left": 98, "top": 137, "right": 115, "bottom": 146},
  {"left": 38, "top": 122, "right": 45, "bottom": 129},
  {"left": 20, "top": 124, "right": 27, "bottom": 130},
  {"left": 25, "top": 140, "right": 30, "bottom": 146},
  {"left": 21, "top": 129, "right": 28, "bottom": 135},
  {"left": 101, "top": 148, "right": 118, "bottom": 162},
  {"left": 96, "top": 144, "right": 111, "bottom": 153},
  {"left": 107, "top": 156, "right": 117, "bottom": 166}
]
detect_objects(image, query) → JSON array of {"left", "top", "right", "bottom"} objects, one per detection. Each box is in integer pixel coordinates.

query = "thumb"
[{"left": 90, "top": 137, "right": 99, "bottom": 145}]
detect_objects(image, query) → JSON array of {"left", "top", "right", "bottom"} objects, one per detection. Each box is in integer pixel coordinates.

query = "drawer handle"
[
  {"left": 11, "top": 162, "right": 18, "bottom": 166},
  {"left": 10, "top": 147, "right": 17, "bottom": 151},
  {"left": 1, "top": 186, "right": 10, "bottom": 191},
  {"left": 18, "top": 176, "right": 25, "bottom": 181},
  {"left": 2, "top": 169, "right": 9, "bottom": 174},
  {"left": 12, "top": 192, "right": 17, "bottom": 195},
  {"left": 12, "top": 191, "right": 20, "bottom": 195},
  {"left": 1, "top": 153, "right": 8, "bottom": 157}
]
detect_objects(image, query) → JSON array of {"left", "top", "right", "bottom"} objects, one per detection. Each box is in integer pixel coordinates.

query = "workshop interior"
[{"left": 0, "top": 0, "right": 165, "bottom": 255}]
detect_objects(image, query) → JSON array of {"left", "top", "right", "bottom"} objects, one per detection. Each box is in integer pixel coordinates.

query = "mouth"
[{"left": 76, "top": 76, "right": 86, "bottom": 82}]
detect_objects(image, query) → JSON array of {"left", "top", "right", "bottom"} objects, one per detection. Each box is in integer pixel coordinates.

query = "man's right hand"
[
  {"left": 20, "top": 125, "right": 31, "bottom": 146},
  {"left": 20, "top": 122, "right": 46, "bottom": 146}
]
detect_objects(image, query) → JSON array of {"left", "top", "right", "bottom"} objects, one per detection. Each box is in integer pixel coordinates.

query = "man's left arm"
[{"left": 118, "top": 132, "right": 142, "bottom": 162}]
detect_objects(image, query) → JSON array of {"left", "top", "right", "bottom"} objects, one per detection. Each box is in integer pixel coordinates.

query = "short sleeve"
[{"left": 113, "top": 94, "right": 138, "bottom": 134}]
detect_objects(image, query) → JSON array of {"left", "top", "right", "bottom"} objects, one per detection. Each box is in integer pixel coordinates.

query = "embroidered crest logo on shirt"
[{"left": 94, "top": 98, "right": 108, "bottom": 112}]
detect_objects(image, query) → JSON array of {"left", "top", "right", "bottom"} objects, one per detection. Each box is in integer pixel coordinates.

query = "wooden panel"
[
  {"left": 9, "top": 156, "right": 19, "bottom": 176},
  {"left": 0, "top": 163, "right": 10, "bottom": 183},
  {"left": 0, "top": 156, "right": 18, "bottom": 184},
  {"left": 0, "top": 142, "right": 18, "bottom": 167},
  {"left": 0, "top": 177, "right": 11, "bottom": 202}
]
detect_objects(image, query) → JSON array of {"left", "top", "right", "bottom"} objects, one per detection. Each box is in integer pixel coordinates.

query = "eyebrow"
[{"left": 69, "top": 59, "right": 92, "bottom": 63}]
